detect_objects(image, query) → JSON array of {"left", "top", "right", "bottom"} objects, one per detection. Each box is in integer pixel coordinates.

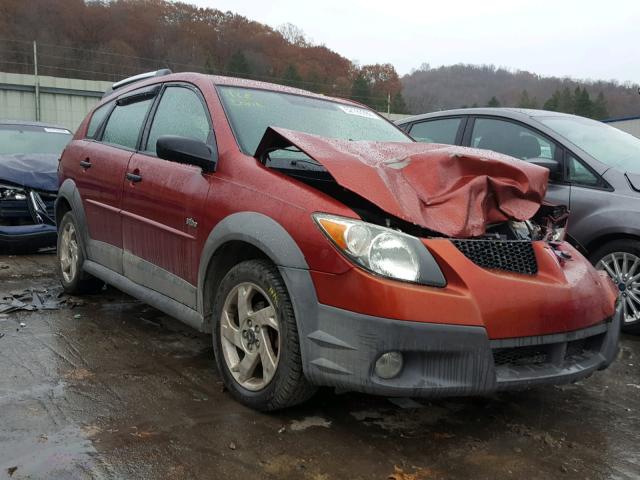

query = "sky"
[{"left": 186, "top": 0, "right": 640, "bottom": 83}]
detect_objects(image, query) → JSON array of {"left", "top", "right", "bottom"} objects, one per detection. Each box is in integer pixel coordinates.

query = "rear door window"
[
  {"left": 471, "top": 118, "right": 556, "bottom": 160},
  {"left": 145, "top": 86, "right": 211, "bottom": 155},
  {"left": 409, "top": 118, "right": 461, "bottom": 144},
  {"left": 102, "top": 97, "right": 154, "bottom": 150}
]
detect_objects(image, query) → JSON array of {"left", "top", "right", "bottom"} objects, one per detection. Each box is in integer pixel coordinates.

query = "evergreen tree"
[
  {"left": 518, "top": 90, "right": 537, "bottom": 108},
  {"left": 559, "top": 87, "right": 575, "bottom": 113},
  {"left": 227, "top": 51, "right": 251, "bottom": 77},
  {"left": 391, "top": 92, "right": 408, "bottom": 114},
  {"left": 204, "top": 56, "right": 215, "bottom": 74},
  {"left": 574, "top": 87, "right": 593, "bottom": 117},
  {"left": 351, "top": 75, "right": 371, "bottom": 105},
  {"left": 543, "top": 90, "right": 561, "bottom": 111},
  {"left": 592, "top": 92, "right": 609, "bottom": 119},
  {"left": 282, "top": 64, "right": 303, "bottom": 88},
  {"left": 486, "top": 96, "right": 501, "bottom": 107}
]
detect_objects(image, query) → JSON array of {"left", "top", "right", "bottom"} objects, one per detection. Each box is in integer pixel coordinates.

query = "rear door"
[
  {"left": 74, "top": 87, "right": 157, "bottom": 273},
  {"left": 466, "top": 116, "right": 570, "bottom": 208},
  {"left": 121, "top": 83, "right": 215, "bottom": 308}
]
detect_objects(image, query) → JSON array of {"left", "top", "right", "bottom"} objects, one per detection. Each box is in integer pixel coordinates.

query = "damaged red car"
[{"left": 56, "top": 71, "right": 621, "bottom": 411}]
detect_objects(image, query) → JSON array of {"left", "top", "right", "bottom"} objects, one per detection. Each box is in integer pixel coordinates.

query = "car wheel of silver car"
[
  {"left": 592, "top": 239, "right": 640, "bottom": 332},
  {"left": 212, "top": 259, "right": 316, "bottom": 410},
  {"left": 57, "top": 211, "right": 103, "bottom": 294}
]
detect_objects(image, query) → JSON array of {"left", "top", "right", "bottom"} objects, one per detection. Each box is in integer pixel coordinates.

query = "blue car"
[{"left": 0, "top": 121, "right": 72, "bottom": 252}]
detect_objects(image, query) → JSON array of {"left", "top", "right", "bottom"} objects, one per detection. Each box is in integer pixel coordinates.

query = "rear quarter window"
[{"left": 86, "top": 102, "right": 113, "bottom": 139}]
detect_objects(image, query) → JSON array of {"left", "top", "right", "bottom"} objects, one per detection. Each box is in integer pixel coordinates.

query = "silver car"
[{"left": 397, "top": 108, "right": 640, "bottom": 332}]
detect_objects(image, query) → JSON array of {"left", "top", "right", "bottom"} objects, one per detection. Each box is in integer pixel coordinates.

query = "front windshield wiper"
[{"left": 265, "top": 146, "right": 325, "bottom": 171}]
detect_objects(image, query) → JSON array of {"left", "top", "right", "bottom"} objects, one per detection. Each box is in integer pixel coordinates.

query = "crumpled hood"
[
  {"left": 255, "top": 127, "right": 549, "bottom": 237},
  {"left": 0, "top": 154, "right": 59, "bottom": 192}
]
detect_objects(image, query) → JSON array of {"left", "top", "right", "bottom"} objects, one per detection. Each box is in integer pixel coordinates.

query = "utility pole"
[
  {"left": 387, "top": 92, "right": 391, "bottom": 115},
  {"left": 33, "top": 40, "right": 40, "bottom": 121}
]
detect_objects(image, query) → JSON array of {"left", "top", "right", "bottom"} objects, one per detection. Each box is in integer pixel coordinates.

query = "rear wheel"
[
  {"left": 57, "top": 211, "right": 103, "bottom": 294},
  {"left": 212, "top": 259, "right": 316, "bottom": 410},
  {"left": 591, "top": 239, "right": 640, "bottom": 333}
]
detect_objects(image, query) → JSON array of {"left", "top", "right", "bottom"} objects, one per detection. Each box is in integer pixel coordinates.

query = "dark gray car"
[{"left": 397, "top": 108, "right": 640, "bottom": 331}]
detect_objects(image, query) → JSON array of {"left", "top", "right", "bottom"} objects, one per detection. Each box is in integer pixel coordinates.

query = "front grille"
[
  {"left": 0, "top": 197, "right": 55, "bottom": 223},
  {"left": 452, "top": 239, "right": 538, "bottom": 275},
  {"left": 565, "top": 333, "right": 605, "bottom": 360},
  {"left": 491, "top": 329, "right": 607, "bottom": 370},
  {"left": 493, "top": 345, "right": 549, "bottom": 367}
]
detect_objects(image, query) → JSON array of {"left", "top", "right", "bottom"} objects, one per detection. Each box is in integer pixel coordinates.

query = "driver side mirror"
[
  {"left": 156, "top": 135, "right": 217, "bottom": 173},
  {"left": 529, "top": 157, "right": 562, "bottom": 180}
]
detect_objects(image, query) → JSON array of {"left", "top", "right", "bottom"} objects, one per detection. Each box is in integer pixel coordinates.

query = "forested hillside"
[
  {"left": 1, "top": 0, "right": 639, "bottom": 118},
  {"left": 402, "top": 64, "right": 640, "bottom": 118},
  {"left": 0, "top": 0, "right": 404, "bottom": 111}
]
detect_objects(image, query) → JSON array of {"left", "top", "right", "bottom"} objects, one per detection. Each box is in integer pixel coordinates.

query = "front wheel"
[
  {"left": 57, "top": 211, "right": 103, "bottom": 294},
  {"left": 212, "top": 259, "right": 316, "bottom": 411},
  {"left": 591, "top": 239, "right": 640, "bottom": 333}
]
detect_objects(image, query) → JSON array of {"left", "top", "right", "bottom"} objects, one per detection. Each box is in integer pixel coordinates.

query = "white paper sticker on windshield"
[
  {"left": 338, "top": 105, "right": 380, "bottom": 119},
  {"left": 44, "top": 127, "right": 71, "bottom": 134}
]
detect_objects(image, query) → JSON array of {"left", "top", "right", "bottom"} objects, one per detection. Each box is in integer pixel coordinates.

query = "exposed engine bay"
[{"left": 256, "top": 128, "right": 568, "bottom": 244}]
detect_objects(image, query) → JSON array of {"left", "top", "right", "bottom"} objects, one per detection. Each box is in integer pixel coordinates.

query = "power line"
[{"left": 0, "top": 39, "right": 399, "bottom": 105}]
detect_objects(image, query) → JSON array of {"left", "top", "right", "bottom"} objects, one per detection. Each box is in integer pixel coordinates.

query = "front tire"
[
  {"left": 212, "top": 259, "right": 316, "bottom": 411},
  {"left": 57, "top": 211, "right": 103, "bottom": 294},
  {"left": 591, "top": 239, "right": 640, "bottom": 333}
]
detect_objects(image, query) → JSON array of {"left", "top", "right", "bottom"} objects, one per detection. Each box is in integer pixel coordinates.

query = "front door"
[{"left": 121, "top": 84, "right": 215, "bottom": 308}]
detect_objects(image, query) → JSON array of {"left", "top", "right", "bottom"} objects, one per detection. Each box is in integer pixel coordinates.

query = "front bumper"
[
  {"left": 303, "top": 302, "right": 621, "bottom": 396},
  {"left": 282, "top": 266, "right": 621, "bottom": 396},
  {"left": 0, "top": 191, "right": 57, "bottom": 250},
  {"left": 0, "top": 224, "right": 57, "bottom": 249}
]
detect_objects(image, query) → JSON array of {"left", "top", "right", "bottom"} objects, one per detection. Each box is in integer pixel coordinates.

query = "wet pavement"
[{"left": 0, "top": 253, "right": 639, "bottom": 480}]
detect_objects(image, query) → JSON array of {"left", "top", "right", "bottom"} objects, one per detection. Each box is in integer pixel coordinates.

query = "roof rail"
[{"left": 102, "top": 69, "right": 172, "bottom": 98}]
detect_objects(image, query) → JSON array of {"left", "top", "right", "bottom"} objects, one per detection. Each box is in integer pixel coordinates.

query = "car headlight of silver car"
[
  {"left": 313, "top": 213, "right": 446, "bottom": 287},
  {"left": 0, "top": 183, "right": 27, "bottom": 201}
]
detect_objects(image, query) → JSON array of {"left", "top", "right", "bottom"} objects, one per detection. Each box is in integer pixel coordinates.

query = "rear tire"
[
  {"left": 57, "top": 211, "right": 103, "bottom": 294},
  {"left": 212, "top": 259, "right": 316, "bottom": 411},
  {"left": 590, "top": 239, "right": 640, "bottom": 334}
]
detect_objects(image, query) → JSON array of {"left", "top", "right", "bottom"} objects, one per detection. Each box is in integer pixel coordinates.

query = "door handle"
[
  {"left": 80, "top": 159, "right": 91, "bottom": 169},
  {"left": 126, "top": 172, "right": 142, "bottom": 183}
]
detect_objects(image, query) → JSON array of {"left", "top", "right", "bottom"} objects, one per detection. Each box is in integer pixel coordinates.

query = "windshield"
[
  {"left": 217, "top": 86, "right": 410, "bottom": 156},
  {"left": 0, "top": 125, "right": 72, "bottom": 156},
  {"left": 538, "top": 115, "right": 640, "bottom": 173}
]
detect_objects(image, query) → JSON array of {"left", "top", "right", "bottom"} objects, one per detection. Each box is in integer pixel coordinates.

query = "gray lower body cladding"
[{"left": 280, "top": 266, "right": 622, "bottom": 397}]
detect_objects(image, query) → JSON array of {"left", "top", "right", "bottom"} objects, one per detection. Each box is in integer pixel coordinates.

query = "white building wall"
[
  {"left": 606, "top": 118, "right": 640, "bottom": 139},
  {"left": 0, "top": 72, "right": 111, "bottom": 131}
]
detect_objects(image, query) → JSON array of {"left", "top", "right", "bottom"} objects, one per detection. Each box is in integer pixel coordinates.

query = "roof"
[
  {"left": 102, "top": 72, "right": 357, "bottom": 107},
  {"left": 396, "top": 107, "right": 577, "bottom": 125},
  {"left": 0, "top": 120, "right": 71, "bottom": 131}
]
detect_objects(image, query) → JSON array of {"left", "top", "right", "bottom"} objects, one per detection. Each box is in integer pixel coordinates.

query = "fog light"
[{"left": 375, "top": 351, "right": 403, "bottom": 379}]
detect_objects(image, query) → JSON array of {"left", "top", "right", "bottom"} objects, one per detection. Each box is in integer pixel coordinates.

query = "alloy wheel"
[
  {"left": 596, "top": 251, "right": 640, "bottom": 324},
  {"left": 59, "top": 222, "right": 79, "bottom": 283},
  {"left": 220, "top": 282, "right": 280, "bottom": 391}
]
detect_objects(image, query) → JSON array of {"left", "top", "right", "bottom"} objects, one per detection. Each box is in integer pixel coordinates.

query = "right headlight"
[
  {"left": 313, "top": 213, "right": 446, "bottom": 287},
  {"left": 0, "top": 183, "right": 26, "bottom": 201}
]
